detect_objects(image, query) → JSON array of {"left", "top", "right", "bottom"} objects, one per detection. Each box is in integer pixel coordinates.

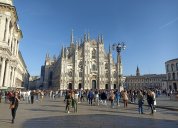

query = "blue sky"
[{"left": 14, "top": 0, "right": 178, "bottom": 76}]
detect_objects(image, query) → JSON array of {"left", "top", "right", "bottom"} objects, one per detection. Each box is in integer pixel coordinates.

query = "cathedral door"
[
  {"left": 92, "top": 80, "right": 96, "bottom": 89},
  {"left": 114, "top": 84, "right": 116, "bottom": 89},
  {"left": 68, "top": 83, "right": 72, "bottom": 90},
  {"left": 105, "top": 84, "right": 108, "bottom": 89},
  {"left": 79, "top": 83, "right": 82, "bottom": 89}
]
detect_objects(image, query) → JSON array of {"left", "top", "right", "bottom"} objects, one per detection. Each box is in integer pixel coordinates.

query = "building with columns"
[
  {"left": 0, "top": 0, "right": 29, "bottom": 89},
  {"left": 40, "top": 31, "right": 125, "bottom": 90},
  {"left": 125, "top": 67, "right": 167, "bottom": 90},
  {"left": 165, "top": 58, "right": 178, "bottom": 92}
]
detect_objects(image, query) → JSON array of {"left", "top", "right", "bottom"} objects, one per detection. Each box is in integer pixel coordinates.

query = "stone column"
[
  {"left": 0, "top": 58, "right": 6, "bottom": 87},
  {"left": 12, "top": 68, "right": 16, "bottom": 87},
  {"left": 4, "top": 60, "right": 10, "bottom": 87},
  {"left": 9, "top": 27, "right": 14, "bottom": 47},
  {"left": 14, "top": 39, "right": 17, "bottom": 56},
  {"left": 16, "top": 41, "right": 19, "bottom": 56},
  {"left": 12, "top": 38, "right": 15, "bottom": 55},
  {"left": 10, "top": 67, "right": 14, "bottom": 87},
  {"left": 5, "top": 19, "right": 10, "bottom": 42}
]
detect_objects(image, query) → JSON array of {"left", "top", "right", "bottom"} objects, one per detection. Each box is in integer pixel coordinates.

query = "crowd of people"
[
  {"left": 0, "top": 88, "right": 172, "bottom": 124},
  {"left": 62, "top": 88, "right": 159, "bottom": 115}
]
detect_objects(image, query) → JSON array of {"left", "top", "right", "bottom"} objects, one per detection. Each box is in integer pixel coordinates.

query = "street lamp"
[{"left": 112, "top": 42, "right": 126, "bottom": 91}]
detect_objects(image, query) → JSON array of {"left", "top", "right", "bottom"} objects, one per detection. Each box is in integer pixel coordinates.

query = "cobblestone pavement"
[{"left": 0, "top": 96, "right": 178, "bottom": 128}]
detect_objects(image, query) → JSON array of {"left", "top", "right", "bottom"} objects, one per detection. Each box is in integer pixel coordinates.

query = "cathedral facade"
[
  {"left": 0, "top": 0, "right": 29, "bottom": 89},
  {"left": 40, "top": 31, "right": 124, "bottom": 90}
]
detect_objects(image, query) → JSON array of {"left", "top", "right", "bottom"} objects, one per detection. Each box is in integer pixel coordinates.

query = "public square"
[
  {"left": 0, "top": 1, "right": 178, "bottom": 128},
  {"left": 0, "top": 95, "right": 178, "bottom": 128}
]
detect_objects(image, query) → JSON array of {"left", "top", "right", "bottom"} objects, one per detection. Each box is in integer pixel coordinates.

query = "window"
[
  {"left": 3, "top": 18, "right": 8, "bottom": 41},
  {"left": 166, "top": 64, "right": 169, "bottom": 72},
  {"left": 176, "top": 63, "right": 178, "bottom": 71},
  {"left": 92, "top": 49, "right": 96, "bottom": 59},
  {"left": 172, "top": 73, "right": 175, "bottom": 80},
  {"left": 79, "top": 72, "right": 82, "bottom": 77},
  {"left": 78, "top": 61, "right": 83, "bottom": 71},
  {"left": 168, "top": 73, "right": 171, "bottom": 80},
  {"left": 92, "top": 64, "right": 97, "bottom": 71},
  {"left": 105, "top": 63, "right": 108, "bottom": 69},
  {"left": 171, "top": 64, "right": 174, "bottom": 71},
  {"left": 113, "top": 72, "right": 117, "bottom": 78},
  {"left": 105, "top": 72, "right": 109, "bottom": 78},
  {"left": 68, "top": 71, "right": 73, "bottom": 77}
]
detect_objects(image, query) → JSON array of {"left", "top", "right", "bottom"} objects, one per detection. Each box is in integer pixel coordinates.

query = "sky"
[{"left": 13, "top": 0, "right": 178, "bottom": 76}]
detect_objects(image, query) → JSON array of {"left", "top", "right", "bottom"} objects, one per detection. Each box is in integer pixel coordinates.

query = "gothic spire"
[
  {"left": 61, "top": 45, "right": 64, "bottom": 58},
  {"left": 101, "top": 34, "right": 103, "bottom": 43},
  {"left": 136, "top": 66, "right": 140, "bottom": 76},
  {"left": 109, "top": 43, "right": 112, "bottom": 54},
  {"left": 98, "top": 34, "right": 101, "bottom": 43},
  {"left": 87, "top": 32, "right": 90, "bottom": 41},
  {"left": 45, "top": 53, "right": 49, "bottom": 60},
  {"left": 70, "top": 29, "right": 74, "bottom": 45},
  {"left": 84, "top": 33, "right": 87, "bottom": 42}
]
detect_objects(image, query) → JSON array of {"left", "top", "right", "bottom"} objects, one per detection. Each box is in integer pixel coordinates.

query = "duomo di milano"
[
  {"left": 41, "top": 31, "right": 124, "bottom": 90},
  {"left": 0, "top": 0, "right": 29, "bottom": 89}
]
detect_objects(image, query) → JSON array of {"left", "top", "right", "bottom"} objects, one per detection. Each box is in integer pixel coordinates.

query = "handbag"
[{"left": 9, "top": 104, "right": 15, "bottom": 109}]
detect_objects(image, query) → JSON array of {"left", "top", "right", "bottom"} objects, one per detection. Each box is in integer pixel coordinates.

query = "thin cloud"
[{"left": 160, "top": 17, "right": 178, "bottom": 29}]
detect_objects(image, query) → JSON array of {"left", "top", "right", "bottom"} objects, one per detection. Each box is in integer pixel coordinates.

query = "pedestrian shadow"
[
  {"left": 21, "top": 114, "right": 178, "bottom": 128},
  {"left": 0, "top": 119, "right": 11, "bottom": 123},
  {"left": 40, "top": 105, "right": 65, "bottom": 108},
  {"left": 25, "top": 108, "right": 64, "bottom": 113},
  {"left": 87, "top": 108, "right": 138, "bottom": 115},
  {"left": 164, "top": 111, "right": 178, "bottom": 117}
]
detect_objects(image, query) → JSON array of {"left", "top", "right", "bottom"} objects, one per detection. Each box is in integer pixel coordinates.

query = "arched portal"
[
  {"left": 105, "top": 84, "right": 109, "bottom": 89},
  {"left": 92, "top": 80, "right": 97, "bottom": 89},
  {"left": 68, "top": 83, "right": 72, "bottom": 90},
  {"left": 78, "top": 83, "right": 82, "bottom": 89}
]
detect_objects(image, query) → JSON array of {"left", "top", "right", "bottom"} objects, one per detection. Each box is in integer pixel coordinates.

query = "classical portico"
[{"left": 0, "top": 0, "right": 29, "bottom": 89}]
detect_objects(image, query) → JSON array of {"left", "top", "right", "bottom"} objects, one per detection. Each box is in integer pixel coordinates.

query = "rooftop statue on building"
[{"left": 0, "top": 0, "right": 13, "bottom": 5}]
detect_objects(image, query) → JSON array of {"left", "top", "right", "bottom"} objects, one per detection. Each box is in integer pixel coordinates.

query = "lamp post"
[{"left": 112, "top": 42, "right": 126, "bottom": 91}]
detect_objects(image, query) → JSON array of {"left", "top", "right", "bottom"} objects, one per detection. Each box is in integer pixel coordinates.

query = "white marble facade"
[
  {"left": 41, "top": 31, "right": 124, "bottom": 90},
  {"left": 0, "top": 0, "right": 29, "bottom": 89},
  {"left": 165, "top": 58, "right": 178, "bottom": 91}
]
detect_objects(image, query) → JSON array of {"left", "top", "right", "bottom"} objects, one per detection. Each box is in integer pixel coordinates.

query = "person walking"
[
  {"left": 95, "top": 90, "right": 99, "bottom": 106},
  {"left": 137, "top": 90, "right": 144, "bottom": 114},
  {"left": 147, "top": 90, "right": 155, "bottom": 114},
  {"left": 73, "top": 90, "right": 78, "bottom": 112},
  {"left": 101, "top": 90, "right": 107, "bottom": 105},
  {"left": 65, "top": 91, "right": 72, "bottom": 113},
  {"left": 109, "top": 90, "right": 115, "bottom": 108},
  {"left": 115, "top": 90, "right": 121, "bottom": 106},
  {"left": 122, "top": 90, "right": 128, "bottom": 108},
  {"left": 9, "top": 92, "right": 20, "bottom": 123},
  {"left": 30, "top": 90, "right": 35, "bottom": 104},
  {"left": 88, "top": 89, "right": 94, "bottom": 106}
]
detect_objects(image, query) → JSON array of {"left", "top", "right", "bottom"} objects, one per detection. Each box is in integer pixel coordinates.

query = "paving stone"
[{"left": 0, "top": 96, "right": 178, "bottom": 128}]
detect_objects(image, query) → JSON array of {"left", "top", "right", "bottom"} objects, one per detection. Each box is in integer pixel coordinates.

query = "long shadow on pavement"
[{"left": 22, "top": 114, "right": 178, "bottom": 128}]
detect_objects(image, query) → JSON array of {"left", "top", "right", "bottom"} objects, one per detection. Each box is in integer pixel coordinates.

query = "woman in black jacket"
[
  {"left": 10, "top": 92, "right": 20, "bottom": 123},
  {"left": 147, "top": 90, "right": 154, "bottom": 114}
]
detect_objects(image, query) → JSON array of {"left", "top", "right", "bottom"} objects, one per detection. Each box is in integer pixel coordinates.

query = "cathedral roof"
[{"left": 0, "top": 0, "right": 13, "bottom": 5}]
